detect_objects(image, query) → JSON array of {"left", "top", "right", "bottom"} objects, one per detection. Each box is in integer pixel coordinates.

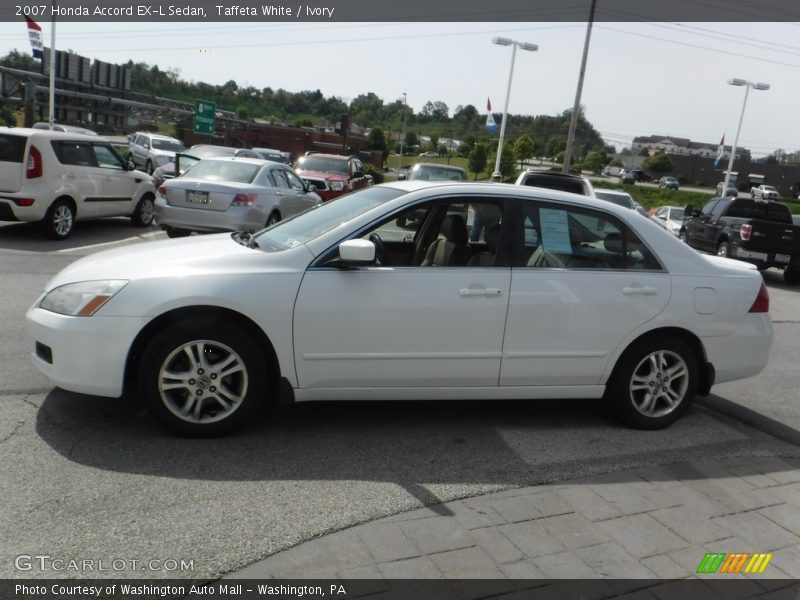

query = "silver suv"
[{"left": 128, "top": 132, "right": 184, "bottom": 175}]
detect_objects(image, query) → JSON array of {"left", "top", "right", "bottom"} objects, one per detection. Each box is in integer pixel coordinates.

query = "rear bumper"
[
  {"left": 0, "top": 196, "right": 49, "bottom": 222},
  {"left": 703, "top": 313, "right": 772, "bottom": 385},
  {"left": 154, "top": 196, "right": 265, "bottom": 232}
]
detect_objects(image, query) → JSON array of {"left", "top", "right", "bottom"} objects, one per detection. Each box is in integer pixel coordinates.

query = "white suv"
[
  {"left": 0, "top": 128, "right": 156, "bottom": 239},
  {"left": 514, "top": 169, "right": 596, "bottom": 197},
  {"left": 128, "top": 132, "right": 184, "bottom": 174}
]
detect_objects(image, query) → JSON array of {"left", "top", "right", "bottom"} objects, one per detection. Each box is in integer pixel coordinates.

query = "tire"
[
  {"left": 131, "top": 194, "right": 155, "bottom": 227},
  {"left": 145, "top": 159, "right": 154, "bottom": 175},
  {"left": 43, "top": 198, "right": 75, "bottom": 240},
  {"left": 678, "top": 231, "right": 687, "bottom": 243},
  {"left": 137, "top": 317, "right": 268, "bottom": 436},
  {"left": 716, "top": 241, "right": 730, "bottom": 258},
  {"left": 266, "top": 211, "right": 281, "bottom": 227},
  {"left": 605, "top": 336, "right": 698, "bottom": 430},
  {"left": 164, "top": 226, "right": 191, "bottom": 238},
  {"left": 785, "top": 267, "right": 800, "bottom": 286}
]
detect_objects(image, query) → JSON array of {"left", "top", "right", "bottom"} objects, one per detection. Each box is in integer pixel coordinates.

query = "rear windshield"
[
  {"left": 185, "top": 160, "right": 259, "bottom": 184},
  {"left": 0, "top": 134, "right": 27, "bottom": 163},
  {"left": 727, "top": 199, "right": 792, "bottom": 223},
  {"left": 152, "top": 139, "right": 184, "bottom": 152}
]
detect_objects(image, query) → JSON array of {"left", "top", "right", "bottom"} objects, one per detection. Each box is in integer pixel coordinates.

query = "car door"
[
  {"left": 282, "top": 168, "right": 319, "bottom": 216},
  {"left": 500, "top": 200, "right": 670, "bottom": 388},
  {"left": 92, "top": 143, "right": 140, "bottom": 216},
  {"left": 129, "top": 135, "right": 145, "bottom": 168},
  {"left": 266, "top": 167, "right": 306, "bottom": 218},
  {"left": 51, "top": 140, "right": 105, "bottom": 218},
  {"left": 292, "top": 198, "right": 512, "bottom": 390},
  {"left": 685, "top": 199, "right": 719, "bottom": 251}
]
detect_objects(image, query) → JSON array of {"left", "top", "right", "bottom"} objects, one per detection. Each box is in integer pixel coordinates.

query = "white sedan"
[{"left": 26, "top": 182, "right": 772, "bottom": 436}]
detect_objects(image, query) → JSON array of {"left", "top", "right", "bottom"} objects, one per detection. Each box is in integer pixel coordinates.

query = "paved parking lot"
[{"left": 1, "top": 217, "right": 799, "bottom": 581}]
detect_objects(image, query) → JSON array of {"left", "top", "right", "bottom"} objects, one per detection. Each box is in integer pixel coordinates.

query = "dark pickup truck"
[{"left": 681, "top": 197, "right": 800, "bottom": 285}]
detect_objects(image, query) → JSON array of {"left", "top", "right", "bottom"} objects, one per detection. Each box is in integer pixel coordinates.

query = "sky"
[{"left": 0, "top": 20, "right": 799, "bottom": 157}]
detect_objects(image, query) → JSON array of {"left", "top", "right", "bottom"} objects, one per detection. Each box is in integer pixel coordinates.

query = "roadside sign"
[{"left": 194, "top": 99, "right": 216, "bottom": 134}]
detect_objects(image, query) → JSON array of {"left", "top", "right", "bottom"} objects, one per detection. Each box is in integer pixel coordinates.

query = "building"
[{"left": 632, "top": 135, "right": 748, "bottom": 161}]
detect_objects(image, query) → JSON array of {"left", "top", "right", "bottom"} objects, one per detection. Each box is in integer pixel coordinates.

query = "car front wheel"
[
  {"left": 138, "top": 317, "right": 268, "bottom": 436},
  {"left": 131, "top": 195, "right": 155, "bottom": 227},
  {"left": 606, "top": 336, "right": 698, "bottom": 429}
]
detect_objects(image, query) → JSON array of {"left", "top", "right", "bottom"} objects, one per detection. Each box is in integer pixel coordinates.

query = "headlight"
[
  {"left": 329, "top": 181, "right": 345, "bottom": 191},
  {"left": 40, "top": 280, "right": 129, "bottom": 316}
]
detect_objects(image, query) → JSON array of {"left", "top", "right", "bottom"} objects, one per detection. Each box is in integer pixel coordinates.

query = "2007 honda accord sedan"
[{"left": 26, "top": 181, "right": 772, "bottom": 436}]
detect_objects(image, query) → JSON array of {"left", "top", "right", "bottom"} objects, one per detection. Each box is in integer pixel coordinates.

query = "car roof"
[
  {"left": 299, "top": 153, "right": 350, "bottom": 160},
  {"left": 594, "top": 189, "right": 632, "bottom": 197},
  {"left": 412, "top": 163, "right": 466, "bottom": 171},
  {"left": 136, "top": 132, "right": 180, "bottom": 141},
  {"left": 0, "top": 126, "right": 107, "bottom": 141},
  {"left": 191, "top": 156, "right": 272, "bottom": 166}
]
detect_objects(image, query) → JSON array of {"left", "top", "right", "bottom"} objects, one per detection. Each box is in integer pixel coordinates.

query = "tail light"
[
  {"left": 157, "top": 186, "right": 166, "bottom": 196},
  {"left": 26, "top": 146, "right": 43, "bottom": 179},
  {"left": 231, "top": 193, "right": 256, "bottom": 206},
  {"left": 748, "top": 281, "right": 769, "bottom": 313},
  {"left": 740, "top": 224, "right": 752, "bottom": 241}
]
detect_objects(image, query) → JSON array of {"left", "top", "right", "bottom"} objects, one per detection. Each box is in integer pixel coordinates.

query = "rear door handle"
[
  {"left": 622, "top": 286, "right": 658, "bottom": 296},
  {"left": 459, "top": 287, "right": 502, "bottom": 297}
]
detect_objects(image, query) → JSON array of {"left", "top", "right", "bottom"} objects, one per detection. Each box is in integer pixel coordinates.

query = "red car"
[{"left": 294, "top": 153, "right": 370, "bottom": 201}]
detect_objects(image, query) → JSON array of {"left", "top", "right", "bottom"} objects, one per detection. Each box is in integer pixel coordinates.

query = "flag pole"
[{"left": 48, "top": 0, "right": 55, "bottom": 128}]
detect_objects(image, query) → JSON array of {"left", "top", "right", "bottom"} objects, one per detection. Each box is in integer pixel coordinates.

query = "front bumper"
[{"left": 26, "top": 305, "right": 148, "bottom": 397}]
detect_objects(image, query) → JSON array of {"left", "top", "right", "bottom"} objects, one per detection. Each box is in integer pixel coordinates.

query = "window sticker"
[{"left": 539, "top": 208, "right": 573, "bottom": 254}]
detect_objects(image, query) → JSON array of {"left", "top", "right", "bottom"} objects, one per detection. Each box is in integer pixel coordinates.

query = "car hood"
[
  {"left": 295, "top": 168, "right": 348, "bottom": 181},
  {"left": 44, "top": 234, "right": 294, "bottom": 291}
]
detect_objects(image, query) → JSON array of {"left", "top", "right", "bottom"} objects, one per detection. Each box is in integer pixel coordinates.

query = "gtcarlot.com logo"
[
  {"left": 696, "top": 552, "right": 772, "bottom": 574},
  {"left": 14, "top": 554, "right": 194, "bottom": 573}
]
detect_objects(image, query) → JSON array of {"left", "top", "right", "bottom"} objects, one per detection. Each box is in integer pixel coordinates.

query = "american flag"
[{"left": 714, "top": 134, "right": 725, "bottom": 167}]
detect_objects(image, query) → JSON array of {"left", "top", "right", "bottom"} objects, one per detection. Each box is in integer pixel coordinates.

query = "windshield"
[
  {"left": 152, "top": 139, "right": 184, "bottom": 152},
  {"left": 297, "top": 156, "right": 349, "bottom": 175},
  {"left": 251, "top": 186, "right": 406, "bottom": 251},
  {"left": 184, "top": 160, "right": 259, "bottom": 183},
  {"left": 764, "top": 186, "right": 777, "bottom": 192}
]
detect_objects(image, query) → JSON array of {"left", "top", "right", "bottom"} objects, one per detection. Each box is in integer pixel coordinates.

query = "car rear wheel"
[
  {"left": 716, "top": 241, "right": 730, "bottom": 258},
  {"left": 785, "top": 267, "right": 800, "bottom": 286},
  {"left": 131, "top": 195, "right": 155, "bottom": 227},
  {"left": 145, "top": 160, "right": 154, "bottom": 175},
  {"left": 43, "top": 199, "right": 75, "bottom": 240},
  {"left": 606, "top": 336, "right": 698, "bottom": 429},
  {"left": 164, "top": 226, "right": 191, "bottom": 238},
  {"left": 138, "top": 317, "right": 268, "bottom": 436},
  {"left": 266, "top": 211, "right": 281, "bottom": 227}
]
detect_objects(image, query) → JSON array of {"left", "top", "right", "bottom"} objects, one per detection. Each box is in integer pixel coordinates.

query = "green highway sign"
[{"left": 194, "top": 99, "right": 216, "bottom": 134}]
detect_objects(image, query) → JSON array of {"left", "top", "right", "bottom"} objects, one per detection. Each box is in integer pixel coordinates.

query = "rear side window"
[
  {"left": 0, "top": 134, "right": 27, "bottom": 163},
  {"left": 52, "top": 141, "right": 95, "bottom": 167},
  {"left": 521, "top": 175, "right": 586, "bottom": 196}
]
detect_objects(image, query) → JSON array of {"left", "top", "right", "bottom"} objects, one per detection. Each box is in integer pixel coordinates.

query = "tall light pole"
[
  {"left": 722, "top": 78, "right": 770, "bottom": 191},
  {"left": 397, "top": 92, "right": 407, "bottom": 176},
  {"left": 492, "top": 37, "right": 537, "bottom": 177},
  {"left": 563, "top": 0, "right": 597, "bottom": 173}
]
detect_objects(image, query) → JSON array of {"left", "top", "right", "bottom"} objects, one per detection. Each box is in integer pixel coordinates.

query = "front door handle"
[
  {"left": 459, "top": 287, "right": 502, "bottom": 297},
  {"left": 622, "top": 286, "right": 658, "bottom": 296}
]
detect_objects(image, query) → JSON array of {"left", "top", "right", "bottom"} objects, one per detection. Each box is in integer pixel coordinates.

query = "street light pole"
[
  {"left": 492, "top": 37, "right": 537, "bottom": 177},
  {"left": 723, "top": 78, "right": 770, "bottom": 192},
  {"left": 397, "top": 92, "right": 407, "bottom": 176}
]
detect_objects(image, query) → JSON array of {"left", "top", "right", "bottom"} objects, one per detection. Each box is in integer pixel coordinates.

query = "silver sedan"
[{"left": 154, "top": 157, "right": 321, "bottom": 237}]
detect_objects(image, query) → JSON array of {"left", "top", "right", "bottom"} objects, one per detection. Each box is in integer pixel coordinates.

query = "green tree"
[
  {"left": 582, "top": 150, "right": 606, "bottom": 174},
  {"left": 468, "top": 144, "right": 488, "bottom": 180},
  {"left": 489, "top": 142, "right": 516, "bottom": 178},
  {"left": 366, "top": 126, "right": 388, "bottom": 165},
  {"left": 546, "top": 137, "right": 566, "bottom": 159},
  {"left": 514, "top": 135, "right": 535, "bottom": 168},
  {"left": 642, "top": 152, "right": 673, "bottom": 175}
]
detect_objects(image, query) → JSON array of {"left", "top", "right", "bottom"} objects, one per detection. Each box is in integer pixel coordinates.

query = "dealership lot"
[{"left": 1, "top": 219, "right": 799, "bottom": 579}]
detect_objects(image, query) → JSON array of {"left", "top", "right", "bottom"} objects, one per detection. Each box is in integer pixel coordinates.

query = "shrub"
[{"left": 363, "top": 163, "right": 384, "bottom": 184}]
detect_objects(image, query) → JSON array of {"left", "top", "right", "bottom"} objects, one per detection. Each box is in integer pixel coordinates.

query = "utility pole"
[{"left": 563, "top": 0, "right": 597, "bottom": 173}]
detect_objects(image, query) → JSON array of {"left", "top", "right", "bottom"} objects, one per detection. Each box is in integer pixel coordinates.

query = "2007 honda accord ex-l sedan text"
[{"left": 26, "top": 181, "right": 773, "bottom": 436}]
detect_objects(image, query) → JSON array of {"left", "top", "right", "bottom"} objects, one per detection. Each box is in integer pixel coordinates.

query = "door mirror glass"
[{"left": 684, "top": 204, "right": 694, "bottom": 218}]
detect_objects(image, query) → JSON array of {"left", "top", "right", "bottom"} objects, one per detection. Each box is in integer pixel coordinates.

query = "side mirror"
[
  {"left": 143, "top": 143, "right": 150, "bottom": 150},
  {"left": 126, "top": 159, "right": 135, "bottom": 171},
  {"left": 304, "top": 182, "right": 316, "bottom": 193},
  {"left": 338, "top": 239, "right": 376, "bottom": 266},
  {"left": 352, "top": 170, "right": 365, "bottom": 179},
  {"left": 684, "top": 204, "right": 694, "bottom": 218}
]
